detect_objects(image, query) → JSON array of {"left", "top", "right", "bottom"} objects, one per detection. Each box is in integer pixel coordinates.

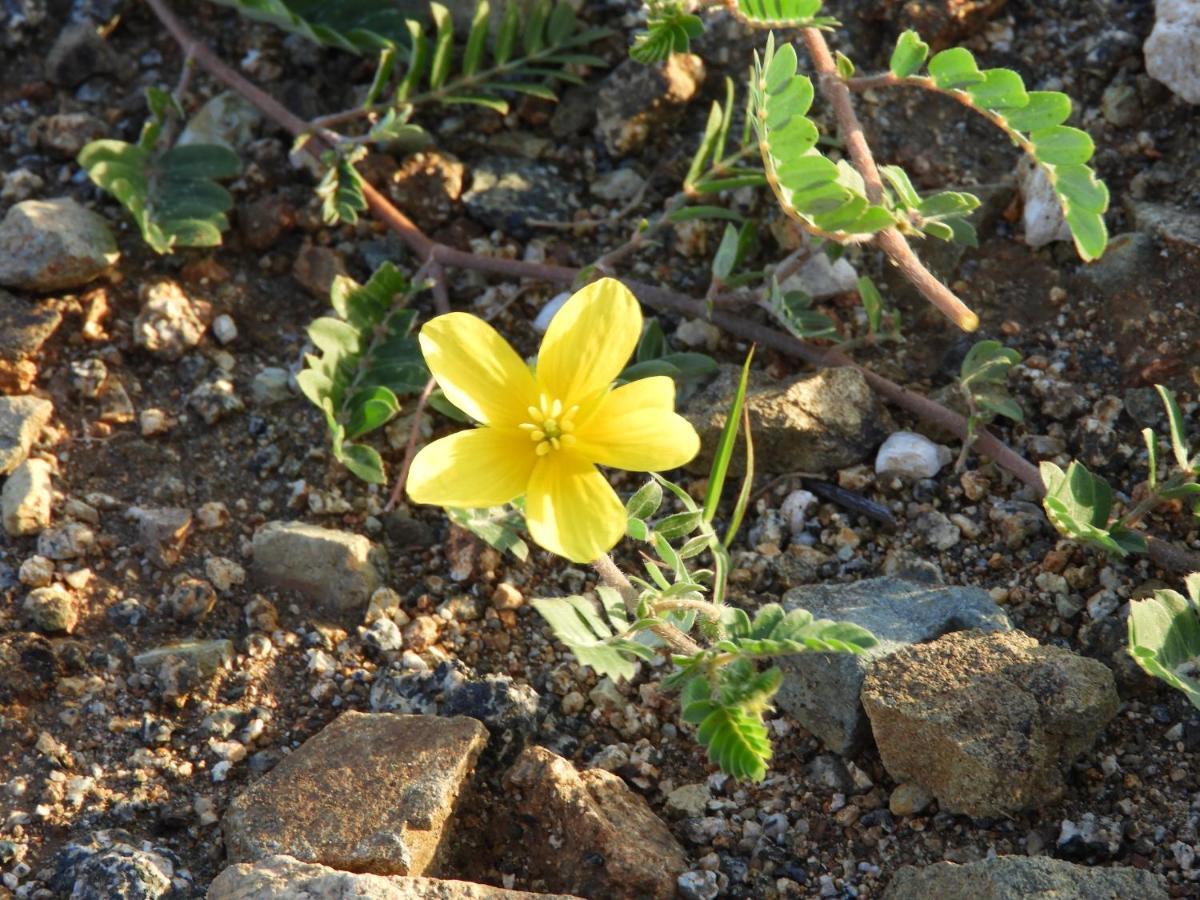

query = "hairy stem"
[
  {"left": 799, "top": 28, "right": 979, "bottom": 332},
  {"left": 593, "top": 555, "right": 702, "bottom": 655}
]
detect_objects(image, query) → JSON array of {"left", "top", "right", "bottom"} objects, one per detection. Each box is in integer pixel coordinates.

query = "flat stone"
[
  {"left": 1144, "top": 0, "right": 1200, "bottom": 105},
  {"left": 684, "top": 365, "right": 891, "bottom": 476},
  {"left": 775, "top": 577, "right": 1011, "bottom": 755},
  {"left": 883, "top": 856, "right": 1167, "bottom": 900},
  {"left": 462, "top": 157, "right": 575, "bottom": 237},
  {"left": 0, "top": 199, "right": 118, "bottom": 291},
  {"left": 252, "top": 520, "right": 386, "bottom": 614},
  {"left": 222, "top": 712, "right": 487, "bottom": 875},
  {"left": 2, "top": 457, "right": 53, "bottom": 535},
  {"left": 1129, "top": 200, "right": 1200, "bottom": 252},
  {"left": 502, "top": 746, "right": 687, "bottom": 899},
  {"left": 596, "top": 54, "right": 704, "bottom": 157},
  {"left": 209, "top": 855, "right": 579, "bottom": 899},
  {"left": 0, "top": 395, "right": 53, "bottom": 476},
  {"left": 0, "top": 290, "right": 62, "bottom": 392},
  {"left": 133, "top": 639, "right": 234, "bottom": 703},
  {"left": 862, "top": 629, "right": 1119, "bottom": 816}
]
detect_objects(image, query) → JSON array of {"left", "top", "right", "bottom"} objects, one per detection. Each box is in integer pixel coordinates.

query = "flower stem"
[{"left": 592, "top": 555, "right": 702, "bottom": 656}]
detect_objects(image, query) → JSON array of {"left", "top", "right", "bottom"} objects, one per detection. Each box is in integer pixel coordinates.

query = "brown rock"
[
  {"left": 502, "top": 746, "right": 687, "bottom": 899},
  {"left": 596, "top": 53, "right": 704, "bottom": 157},
  {"left": 293, "top": 243, "right": 348, "bottom": 299},
  {"left": 251, "top": 520, "right": 386, "bottom": 615},
  {"left": 0, "top": 632, "right": 61, "bottom": 705},
  {"left": 0, "top": 291, "right": 62, "bottom": 392},
  {"left": 239, "top": 194, "right": 297, "bottom": 251},
  {"left": 389, "top": 151, "right": 465, "bottom": 231},
  {"left": 862, "top": 630, "right": 1119, "bottom": 816},
  {"left": 129, "top": 506, "right": 193, "bottom": 568},
  {"left": 209, "top": 854, "right": 580, "bottom": 899},
  {"left": 222, "top": 712, "right": 488, "bottom": 875},
  {"left": 684, "top": 365, "right": 891, "bottom": 476}
]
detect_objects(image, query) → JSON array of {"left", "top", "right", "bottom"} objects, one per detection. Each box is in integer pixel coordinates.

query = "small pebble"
[
  {"left": 212, "top": 313, "right": 238, "bottom": 344},
  {"left": 875, "top": 432, "right": 951, "bottom": 480}
]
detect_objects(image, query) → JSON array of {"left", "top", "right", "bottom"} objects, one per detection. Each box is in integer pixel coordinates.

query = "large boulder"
[
  {"left": 776, "top": 577, "right": 1011, "bottom": 755},
  {"left": 862, "top": 630, "right": 1119, "bottom": 816}
]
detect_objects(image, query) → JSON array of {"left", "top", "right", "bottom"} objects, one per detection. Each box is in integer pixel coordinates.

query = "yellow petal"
[
  {"left": 536, "top": 278, "right": 642, "bottom": 408},
  {"left": 408, "top": 427, "right": 535, "bottom": 507},
  {"left": 525, "top": 454, "right": 626, "bottom": 563},
  {"left": 573, "top": 376, "right": 700, "bottom": 472},
  {"left": 420, "top": 313, "right": 536, "bottom": 427}
]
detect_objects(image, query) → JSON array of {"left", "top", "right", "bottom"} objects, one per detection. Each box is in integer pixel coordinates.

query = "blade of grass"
[
  {"left": 724, "top": 402, "right": 755, "bottom": 547},
  {"left": 703, "top": 346, "right": 755, "bottom": 522}
]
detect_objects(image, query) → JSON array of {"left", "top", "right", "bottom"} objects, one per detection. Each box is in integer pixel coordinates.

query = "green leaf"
[
  {"left": 337, "top": 442, "right": 386, "bottom": 483},
  {"left": 734, "top": 0, "right": 826, "bottom": 27},
  {"left": 889, "top": 30, "right": 928, "bottom": 78},
  {"left": 966, "top": 68, "right": 1029, "bottom": 111},
  {"left": 627, "top": 479, "right": 664, "bottom": 520},
  {"left": 1030, "top": 125, "right": 1094, "bottom": 166},
  {"left": 208, "top": 0, "right": 409, "bottom": 53},
  {"left": 704, "top": 349, "right": 754, "bottom": 522},
  {"left": 879, "top": 164, "right": 921, "bottom": 209},
  {"left": 637, "top": 318, "right": 667, "bottom": 363},
  {"left": 928, "top": 47, "right": 985, "bottom": 90},
  {"left": 630, "top": 5, "right": 704, "bottom": 64},
  {"left": 1002, "top": 91, "right": 1071, "bottom": 132},
  {"left": 462, "top": 0, "right": 490, "bottom": 75},
  {"left": 345, "top": 386, "right": 400, "bottom": 439},
  {"left": 712, "top": 223, "right": 740, "bottom": 281},
  {"left": 857, "top": 275, "right": 883, "bottom": 335},
  {"left": 834, "top": 51, "right": 855, "bottom": 79},
  {"left": 532, "top": 595, "right": 652, "bottom": 681},
  {"left": 1128, "top": 586, "right": 1200, "bottom": 710},
  {"left": 1145, "top": 427, "right": 1160, "bottom": 490},
  {"left": 655, "top": 510, "right": 705, "bottom": 541},
  {"left": 724, "top": 400, "right": 754, "bottom": 548},
  {"left": 447, "top": 505, "right": 530, "bottom": 561},
  {"left": 316, "top": 148, "right": 369, "bottom": 225},
  {"left": 1156, "top": 384, "right": 1191, "bottom": 472}
]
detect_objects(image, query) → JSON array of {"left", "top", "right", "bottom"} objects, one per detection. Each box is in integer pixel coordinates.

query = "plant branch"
[
  {"left": 593, "top": 555, "right": 702, "bottom": 655},
  {"left": 799, "top": 28, "right": 979, "bottom": 333}
]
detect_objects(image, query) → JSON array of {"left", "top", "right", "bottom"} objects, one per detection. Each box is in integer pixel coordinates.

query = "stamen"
[
  {"left": 550, "top": 398, "right": 563, "bottom": 418},
  {"left": 529, "top": 429, "right": 545, "bottom": 442},
  {"left": 536, "top": 442, "right": 550, "bottom": 456},
  {"left": 550, "top": 437, "right": 560, "bottom": 450},
  {"left": 527, "top": 405, "right": 544, "bottom": 423},
  {"left": 518, "top": 422, "right": 537, "bottom": 431}
]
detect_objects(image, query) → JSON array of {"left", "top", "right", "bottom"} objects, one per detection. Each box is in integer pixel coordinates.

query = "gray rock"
[
  {"left": 209, "top": 854, "right": 577, "bottom": 899},
  {"left": 775, "top": 577, "right": 1012, "bottom": 755},
  {"left": 189, "top": 376, "right": 245, "bottom": 424},
  {"left": 2, "top": 457, "right": 52, "bottom": 535},
  {"left": 684, "top": 365, "right": 891, "bottom": 476},
  {"left": 550, "top": 85, "right": 597, "bottom": 138},
  {"left": 677, "top": 870, "right": 721, "bottom": 900},
  {"left": 176, "top": 91, "right": 261, "bottom": 152},
  {"left": 1, "top": 0, "right": 46, "bottom": 48},
  {"left": 370, "top": 660, "right": 540, "bottom": 765},
  {"left": 50, "top": 831, "right": 189, "bottom": 900},
  {"left": 1100, "top": 81, "right": 1140, "bottom": 127},
  {"left": 28, "top": 111, "right": 108, "bottom": 157},
  {"left": 883, "top": 856, "right": 1166, "bottom": 900},
  {"left": 222, "top": 712, "right": 487, "bottom": 875},
  {"left": 779, "top": 250, "right": 858, "bottom": 300},
  {"left": 596, "top": 54, "right": 704, "bottom": 157},
  {"left": 462, "top": 157, "right": 575, "bottom": 236},
  {"left": 163, "top": 576, "right": 217, "bottom": 622},
  {"left": 1129, "top": 200, "right": 1200, "bottom": 251},
  {"left": 1144, "top": 0, "right": 1200, "bottom": 105},
  {"left": 590, "top": 167, "right": 645, "bottom": 202},
  {"left": 862, "top": 630, "right": 1119, "bottom": 816},
  {"left": 36, "top": 521, "right": 94, "bottom": 560},
  {"left": 45, "top": 18, "right": 118, "bottom": 86},
  {"left": 133, "top": 280, "right": 208, "bottom": 359},
  {"left": 133, "top": 639, "right": 234, "bottom": 702},
  {"left": 128, "top": 506, "right": 192, "bottom": 568},
  {"left": 23, "top": 584, "right": 78, "bottom": 633},
  {"left": 252, "top": 520, "right": 386, "bottom": 614},
  {"left": 250, "top": 367, "right": 293, "bottom": 406},
  {"left": 0, "top": 199, "right": 118, "bottom": 291}
]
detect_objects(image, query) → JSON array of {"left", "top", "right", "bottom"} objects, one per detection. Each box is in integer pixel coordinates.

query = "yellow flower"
[{"left": 408, "top": 278, "right": 701, "bottom": 563}]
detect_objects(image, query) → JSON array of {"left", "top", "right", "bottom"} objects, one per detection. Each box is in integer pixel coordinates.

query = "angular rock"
[
  {"left": 502, "top": 746, "right": 687, "bottom": 899},
  {"left": 462, "top": 157, "right": 574, "bottom": 236},
  {"left": 685, "top": 365, "right": 890, "bottom": 475},
  {"left": 0, "top": 395, "right": 53, "bottom": 476},
  {"left": 222, "top": 712, "right": 487, "bottom": 875},
  {"left": 1129, "top": 200, "right": 1200, "bottom": 252},
  {"left": 176, "top": 91, "right": 261, "bottom": 151},
  {"left": 0, "top": 199, "right": 118, "bottom": 291},
  {"left": 50, "top": 831, "right": 189, "bottom": 899},
  {"left": 23, "top": 584, "right": 78, "bottom": 634},
  {"left": 133, "top": 280, "right": 209, "bottom": 359},
  {"left": 128, "top": 506, "right": 192, "bottom": 568},
  {"left": 370, "top": 660, "right": 541, "bottom": 765},
  {"left": 596, "top": 54, "right": 704, "bottom": 157},
  {"left": 862, "top": 629, "right": 1119, "bottom": 816},
  {"left": 883, "top": 856, "right": 1166, "bottom": 900},
  {"left": 45, "top": 19, "right": 118, "bottom": 86},
  {"left": 209, "top": 855, "right": 579, "bottom": 900},
  {"left": 37, "top": 520, "right": 94, "bottom": 560},
  {"left": 1019, "top": 157, "right": 1071, "bottom": 250},
  {"left": 775, "top": 577, "right": 1011, "bottom": 755},
  {"left": 252, "top": 520, "right": 386, "bottom": 614},
  {"left": 29, "top": 111, "right": 107, "bottom": 157},
  {"left": 0, "top": 291, "right": 62, "bottom": 392},
  {"left": 389, "top": 151, "right": 465, "bottom": 230},
  {"left": 2, "top": 457, "right": 53, "bottom": 535},
  {"left": 875, "top": 431, "right": 951, "bottom": 480},
  {"left": 133, "top": 639, "right": 234, "bottom": 702},
  {"left": 1144, "top": 0, "right": 1200, "bottom": 105}
]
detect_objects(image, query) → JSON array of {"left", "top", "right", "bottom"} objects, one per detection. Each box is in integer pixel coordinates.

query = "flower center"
[{"left": 519, "top": 394, "right": 580, "bottom": 456}]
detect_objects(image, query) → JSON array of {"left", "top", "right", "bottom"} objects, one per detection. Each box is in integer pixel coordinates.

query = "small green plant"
[
  {"left": 1041, "top": 386, "right": 1200, "bottom": 557},
  {"left": 956, "top": 339, "right": 1022, "bottom": 469},
  {"left": 1128, "top": 573, "right": 1200, "bottom": 710},
  {"left": 78, "top": 88, "right": 240, "bottom": 254}
]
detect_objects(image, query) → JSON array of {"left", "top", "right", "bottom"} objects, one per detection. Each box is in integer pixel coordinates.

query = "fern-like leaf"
[
  {"left": 882, "top": 30, "right": 1108, "bottom": 260},
  {"left": 750, "top": 36, "right": 897, "bottom": 241},
  {"left": 208, "top": 0, "right": 409, "bottom": 52},
  {"left": 728, "top": 0, "right": 837, "bottom": 29},
  {"left": 630, "top": 1, "right": 704, "bottom": 64},
  {"left": 531, "top": 588, "right": 656, "bottom": 682},
  {"left": 681, "top": 673, "right": 775, "bottom": 780},
  {"left": 296, "top": 263, "right": 427, "bottom": 483},
  {"left": 315, "top": 146, "right": 369, "bottom": 225},
  {"left": 78, "top": 88, "right": 240, "bottom": 255}
]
